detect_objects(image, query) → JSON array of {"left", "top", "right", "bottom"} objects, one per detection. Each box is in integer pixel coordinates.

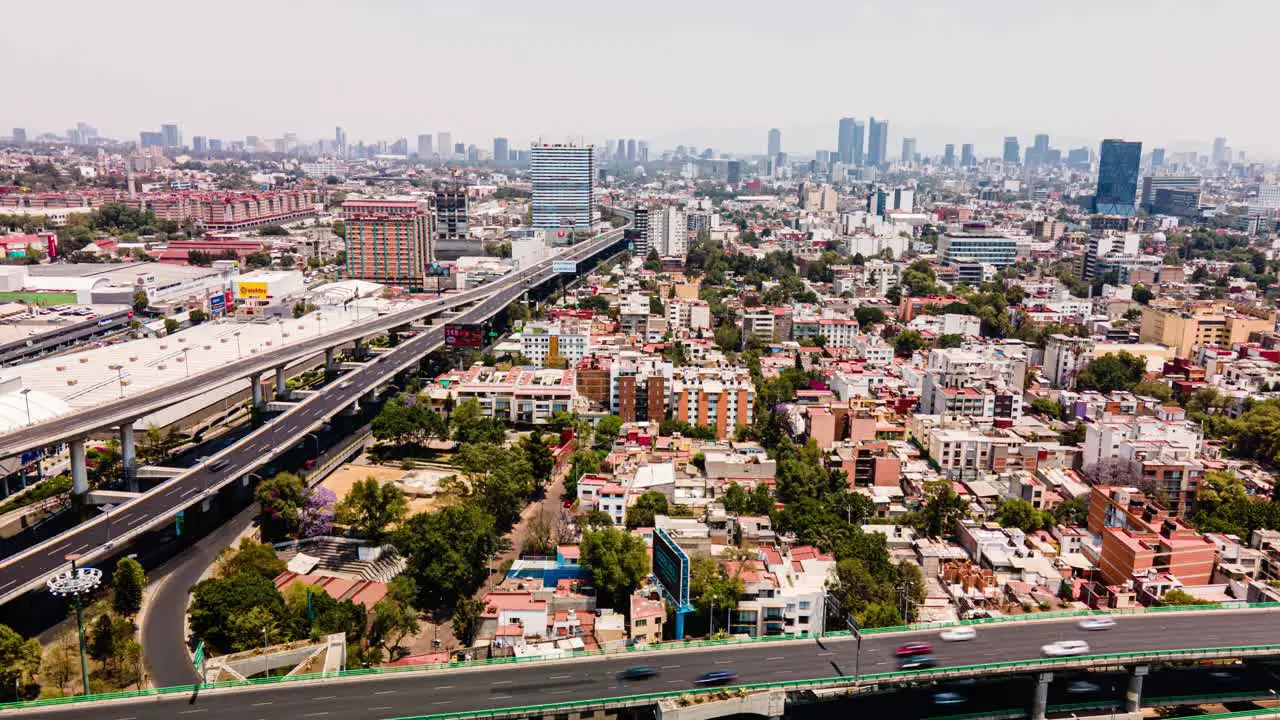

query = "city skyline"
[{"left": 4, "top": 0, "right": 1278, "bottom": 158}]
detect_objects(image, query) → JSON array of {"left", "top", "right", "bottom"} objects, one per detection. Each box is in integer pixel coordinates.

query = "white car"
[
  {"left": 1078, "top": 617, "right": 1116, "bottom": 631},
  {"left": 1041, "top": 640, "right": 1090, "bottom": 657},
  {"left": 940, "top": 626, "right": 977, "bottom": 642}
]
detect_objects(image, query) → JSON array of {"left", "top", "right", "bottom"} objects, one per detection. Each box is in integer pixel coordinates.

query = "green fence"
[{"left": 3, "top": 605, "right": 1278, "bottom": 715}]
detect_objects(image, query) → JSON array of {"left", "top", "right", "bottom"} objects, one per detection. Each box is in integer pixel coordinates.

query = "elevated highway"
[
  {"left": 10, "top": 607, "right": 1280, "bottom": 719},
  {"left": 0, "top": 226, "right": 627, "bottom": 606}
]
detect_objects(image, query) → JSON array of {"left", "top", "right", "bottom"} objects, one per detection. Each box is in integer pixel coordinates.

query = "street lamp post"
[
  {"left": 234, "top": 331, "right": 242, "bottom": 358},
  {"left": 182, "top": 348, "right": 191, "bottom": 378},
  {"left": 46, "top": 556, "right": 102, "bottom": 696},
  {"left": 19, "top": 388, "right": 31, "bottom": 426}
]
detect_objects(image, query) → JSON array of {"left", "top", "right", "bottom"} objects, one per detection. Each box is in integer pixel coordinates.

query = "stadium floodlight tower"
[{"left": 47, "top": 554, "right": 102, "bottom": 696}]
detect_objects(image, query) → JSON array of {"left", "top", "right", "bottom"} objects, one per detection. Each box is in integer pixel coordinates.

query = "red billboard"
[{"left": 444, "top": 324, "right": 483, "bottom": 348}]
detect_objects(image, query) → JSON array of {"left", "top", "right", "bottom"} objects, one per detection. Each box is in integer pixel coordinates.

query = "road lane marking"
[
  {"left": 431, "top": 702, "right": 451, "bottom": 706},
  {"left": 127, "top": 515, "right": 148, "bottom": 526},
  {"left": 817, "top": 652, "right": 835, "bottom": 656},
  {"left": 312, "top": 695, "right": 336, "bottom": 700},
  {"left": 549, "top": 690, "right": 573, "bottom": 695},
  {"left": 70, "top": 544, "right": 89, "bottom": 555},
  {"left": 714, "top": 660, "right": 733, "bottom": 664},
  {"left": 371, "top": 707, "right": 394, "bottom": 711},
  {"left": 303, "top": 713, "right": 329, "bottom": 718},
  {"left": 660, "top": 665, "right": 680, "bottom": 669},
  {"left": 492, "top": 680, "right": 512, "bottom": 685},
  {"left": 52, "top": 543, "right": 71, "bottom": 553},
  {"left": 766, "top": 656, "right": 785, "bottom": 661},
  {"left": 374, "top": 690, "right": 396, "bottom": 695},
  {"left": 178, "top": 711, "right": 207, "bottom": 715},
  {"left": 667, "top": 680, "right": 682, "bottom": 684},
  {"left": 492, "top": 694, "right": 511, "bottom": 700},
  {"left": 113, "top": 716, "right": 137, "bottom": 720},
  {"left": 181, "top": 487, "right": 200, "bottom": 498},
  {"left": 774, "top": 670, "right": 793, "bottom": 675},
  {"left": 550, "top": 675, "right": 571, "bottom": 680},
  {"left": 252, "top": 702, "right": 272, "bottom": 706}
]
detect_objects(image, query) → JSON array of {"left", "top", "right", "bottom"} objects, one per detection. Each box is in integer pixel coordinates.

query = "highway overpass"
[
  {"left": 8, "top": 607, "right": 1280, "bottom": 720},
  {"left": 0, "top": 226, "right": 628, "bottom": 606}
]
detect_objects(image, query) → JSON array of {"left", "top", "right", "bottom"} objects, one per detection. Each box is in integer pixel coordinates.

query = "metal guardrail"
[{"left": 6, "top": 641, "right": 1280, "bottom": 715}]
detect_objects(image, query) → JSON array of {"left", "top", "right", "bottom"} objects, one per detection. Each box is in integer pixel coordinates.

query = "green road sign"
[{"left": 193, "top": 640, "right": 204, "bottom": 673}]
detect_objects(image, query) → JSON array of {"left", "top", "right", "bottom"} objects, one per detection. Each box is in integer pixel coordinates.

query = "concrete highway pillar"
[
  {"left": 1125, "top": 665, "right": 1148, "bottom": 713},
  {"left": 324, "top": 347, "right": 336, "bottom": 373},
  {"left": 1031, "top": 672, "right": 1052, "bottom": 720},
  {"left": 69, "top": 438, "right": 88, "bottom": 495},
  {"left": 250, "top": 374, "right": 264, "bottom": 409},
  {"left": 353, "top": 337, "right": 365, "bottom": 359},
  {"left": 275, "top": 366, "right": 289, "bottom": 400},
  {"left": 119, "top": 424, "right": 137, "bottom": 491}
]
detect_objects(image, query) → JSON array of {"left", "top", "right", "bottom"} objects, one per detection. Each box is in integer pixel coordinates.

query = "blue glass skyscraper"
[{"left": 1093, "top": 139, "right": 1143, "bottom": 217}]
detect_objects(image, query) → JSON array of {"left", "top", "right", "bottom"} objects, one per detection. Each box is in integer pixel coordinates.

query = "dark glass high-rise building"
[
  {"left": 767, "top": 128, "right": 781, "bottom": 158},
  {"left": 1151, "top": 147, "right": 1165, "bottom": 168},
  {"left": 1002, "top": 136, "right": 1020, "bottom": 163},
  {"left": 866, "top": 118, "right": 888, "bottom": 166},
  {"left": 726, "top": 160, "right": 741, "bottom": 185},
  {"left": 942, "top": 144, "right": 956, "bottom": 168},
  {"left": 1093, "top": 139, "right": 1143, "bottom": 217},
  {"left": 493, "top": 137, "right": 509, "bottom": 164},
  {"left": 837, "top": 117, "right": 864, "bottom": 165},
  {"left": 960, "top": 143, "right": 975, "bottom": 167}
]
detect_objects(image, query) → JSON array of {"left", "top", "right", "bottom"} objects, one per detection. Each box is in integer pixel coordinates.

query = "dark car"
[
  {"left": 898, "top": 655, "right": 938, "bottom": 671},
  {"left": 895, "top": 642, "right": 933, "bottom": 657},
  {"left": 695, "top": 670, "right": 738, "bottom": 685},
  {"left": 617, "top": 666, "right": 658, "bottom": 681}
]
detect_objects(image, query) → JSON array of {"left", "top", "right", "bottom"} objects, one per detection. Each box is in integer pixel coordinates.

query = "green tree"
[
  {"left": 994, "top": 498, "right": 1047, "bottom": 532},
  {"left": 229, "top": 605, "right": 282, "bottom": 653},
  {"left": 1029, "top": 397, "right": 1065, "bottom": 420},
  {"left": 894, "top": 330, "right": 926, "bottom": 357},
  {"left": 1074, "top": 352, "right": 1147, "bottom": 392},
  {"left": 1131, "top": 285, "right": 1154, "bottom": 305},
  {"left": 643, "top": 249, "right": 661, "bottom": 271},
  {"left": 111, "top": 556, "right": 147, "bottom": 619},
  {"left": 1160, "top": 589, "right": 1213, "bottom": 606},
  {"left": 625, "top": 490, "right": 670, "bottom": 529},
  {"left": 900, "top": 260, "right": 939, "bottom": 297},
  {"left": 88, "top": 614, "right": 119, "bottom": 670},
  {"left": 189, "top": 573, "right": 286, "bottom": 653},
  {"left": 1052, "top": 497, "right": 1089, "bottom": 526},
  {"left": 581, "top": 509, "right": 615, "bottom": 528},
  {"left": 854, "top": 306, "right": 886, "bottom": 326},
  {"left": 451, "top": 597, "right": 484, "bottom": 647},
  {"left": 448, "top": 443, "right": 536, "bottom": 528},
  {"left": 336, "top": 477, "right": 409, "bottom": 541},
  {"left": 1059, "top": 423, "right": 1087, "bottom": 446},
  {"left": 916, "top": 480, "right": 970, "bottom": 538},
  {"left": 520, "top": 431, "right": 556, "bottom": 486},
  {"left": 714, "top": 324, "right": 741, "bottom": 352},
  {"left": 1131, "top": 380, "right": 1173, "bottom": 402},
  {"left": 580, "top": 526, "right": 650, "bottom": 609},
  {"left": 688, "top": 554, "right": 744, "bottom": 632},
  {"left": 936, "top": 333, "right": 964, "bottom": 349},
  {"left": 255, "top": 472, "right": 307, "bottom": 529},
  {"left": 0, "top": 625, "right": 41, "bottom": 695},
  {"left": 594, "top": 415, "right": 624, "bottom": 451},
  {"left": 218, "top": 537, "right": 287, "bottom": 580},
  {"left": 163, "top": 318, "right": 179, "bottom": 334},
  {"left": 450, "top": 398, "right": 507, "bottom": 445},
  {"left": 258, "top": 225, "right": 289, "bottom": 236},
  {"left": 371, "top": 576, "right": 420, "bottom": 659},
  {"left": 393, "top": 505, "right": 500, "bottom": 612},
  {"left": 189, "top": 308, "right": 207, "bottom": 325},
  {"left": 131, "top": 290, "right": 149, "bottom": 314}
]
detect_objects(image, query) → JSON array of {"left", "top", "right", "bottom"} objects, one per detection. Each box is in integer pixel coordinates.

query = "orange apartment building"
[
  {"left": 669, "top": 367, "right": 754, "bottom": 440},
  {"left": 341, "top": 198, "right": 434, "bottom": 289},
  {"left": 1088, "top": 486, "right": 1217, "bottom": 586}
]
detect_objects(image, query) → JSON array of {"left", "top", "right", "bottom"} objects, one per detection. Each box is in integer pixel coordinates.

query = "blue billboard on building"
[{"left": 653, "top": 528, "right": 693, "bottom": 638}]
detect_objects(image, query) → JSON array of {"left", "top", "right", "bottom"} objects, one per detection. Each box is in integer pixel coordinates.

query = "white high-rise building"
[
  {"left": 530, "top": 142, "right": 595, "bottom": 231},
  {"left": 651, "top": 206, "right": 687, "bottom": 258},
  {"left": 437, "top": 132, "right": 453, "bottom": 160}
]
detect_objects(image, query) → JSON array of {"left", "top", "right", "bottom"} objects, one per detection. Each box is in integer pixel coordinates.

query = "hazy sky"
[{"left": 7, "top": 0, "right": 1277, "bottom": 157}]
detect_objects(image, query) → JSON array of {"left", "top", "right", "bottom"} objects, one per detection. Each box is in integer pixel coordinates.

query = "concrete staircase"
[{"left": 276, "top": 537, "right": 406, "bottom": 583}]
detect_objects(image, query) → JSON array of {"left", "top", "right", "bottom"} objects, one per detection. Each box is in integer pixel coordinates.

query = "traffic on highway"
[
  {"left": 0, "top": 227, "right": 628, "bottom": 606},
  {"left": 13, "top": 608, "right": 1280, "bottom": 720}
]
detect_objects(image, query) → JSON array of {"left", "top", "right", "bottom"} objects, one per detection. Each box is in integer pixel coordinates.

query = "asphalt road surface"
[
  {"left": 19, "top": 609, "right": 1280, "bottom": 719},
  {"left": 0, "top": 231, "right": 624, "bottom": 605}
]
